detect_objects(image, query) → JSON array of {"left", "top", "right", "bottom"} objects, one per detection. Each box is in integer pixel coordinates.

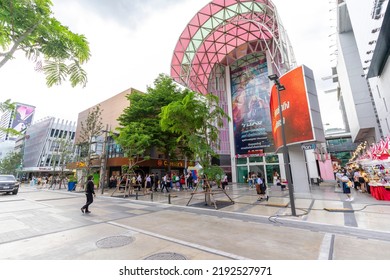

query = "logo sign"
[{"left": 301, "top": 143, "right": 316, "bottom": 150}]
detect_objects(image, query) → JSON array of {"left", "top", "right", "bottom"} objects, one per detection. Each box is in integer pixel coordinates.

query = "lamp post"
[{"left": 268, "top": 74, "right": 297, "bottom": 216}]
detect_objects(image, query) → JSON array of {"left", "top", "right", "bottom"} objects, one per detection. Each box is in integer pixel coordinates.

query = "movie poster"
[{"left": 231, "top": 57, "right": 272, "bottom": 157}]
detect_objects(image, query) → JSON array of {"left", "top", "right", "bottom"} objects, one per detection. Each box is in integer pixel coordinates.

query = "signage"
[
  {"left": 301, "top": 143, "right": 316, "bottom": 150},
  {"left": 269, "top": 65, "right": 316, "bottom": 151}
]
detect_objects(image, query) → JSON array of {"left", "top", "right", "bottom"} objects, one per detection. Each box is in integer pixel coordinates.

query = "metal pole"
[
  {"left": 100, "top": 125, "right": 109, "bottom": 194},
  {"left": 276, "top": 85, "right": 297, "bottom": 216}
]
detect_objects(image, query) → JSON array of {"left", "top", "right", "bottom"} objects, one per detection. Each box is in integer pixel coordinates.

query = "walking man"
[{"left": 81, "top": 175, "right": 96, "bottom": 214}]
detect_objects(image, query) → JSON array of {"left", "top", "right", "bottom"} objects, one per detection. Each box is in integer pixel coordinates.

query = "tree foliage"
[
  {"left": 160, "top": 91, "right": 229, "bottom": 172},
  {"left": 77, "top": 105, "right": 103, "bottom": 176},
  {"left": 50, "top": 137, "right": 75, "bottom": 188},
  {"left": 0, "top": 0, "right": 91, "bottom": 87},
  {"left": 114, "top": 123, "right": 151, "bottom": 174},
  {"left": 117, "top": 74, "right": 188, "bottom": 171},
  {"left": 0, "top": 151, "right": 22, "bottom": 175}
]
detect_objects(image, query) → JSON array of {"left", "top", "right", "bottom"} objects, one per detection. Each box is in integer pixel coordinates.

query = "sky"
[{"left": 0, "top": 0, "right": 341, "bottom": 128}]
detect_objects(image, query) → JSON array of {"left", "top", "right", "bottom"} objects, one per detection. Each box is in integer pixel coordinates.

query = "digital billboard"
[
  {"left": 269, "top": 65, "right": 316, "bottom": 151},
  {"left": 230, "top": 54, "right": 272, "bottom": 157}
]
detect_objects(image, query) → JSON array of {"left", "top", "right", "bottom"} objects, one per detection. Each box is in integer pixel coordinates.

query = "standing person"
[
  {"left": 255, "top": 174, "right": 264, "bottom": 201},
  {"left": 161, "top": 174, "right": 169, "bottom": 193},
  {"left": 341, "top": 171, "right": 354, "bottom": 201},
  {"left": 273, "top": 170, "right": 279, "bottom": 186},
  {"left": 248, "top": 172, "right": 253, "bottom": 189},
  {"left": 221, "top": 174, "right": 228, "bottom": 190},
  {"left": 353, "top": 168, "right": 362, "bottom": 191},
  {"left": 81, "top": 175, "right": 96, "bottom": 214},
  {"left": 187, "top": 172, "right": 194, "bottom": 190},
  {"left": 153, "top": 173, "right": 159, "bottom": 192},
  {"left": 260, "top": 173, "right": 269, "bottom": 201}
]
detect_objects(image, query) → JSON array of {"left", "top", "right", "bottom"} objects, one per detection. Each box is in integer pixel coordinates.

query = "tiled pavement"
[{"left": 1, "top": 181, "right": 390, "bottom": 260}]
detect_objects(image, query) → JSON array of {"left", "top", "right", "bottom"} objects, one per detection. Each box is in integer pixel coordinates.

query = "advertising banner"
[
  {"left": 269, "top": 66, "right": 315, "bottom": 151},
  {"left": 9, "top": 104, "right": 35, "bottom": 140},
  {"left": 231, "top": 56, "right": 272, "bottom": 157}
]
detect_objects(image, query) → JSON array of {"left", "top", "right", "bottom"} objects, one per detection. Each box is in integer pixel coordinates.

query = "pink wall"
[{"left": 319, "top": 159, "right": 335, "bottom": 180}]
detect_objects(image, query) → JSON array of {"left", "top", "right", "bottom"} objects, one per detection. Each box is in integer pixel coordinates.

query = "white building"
[
  {"left": 333, "top": 0, "right": 390, "bottom": 143},
  {"left": 20, "top": 117, "right": 76, "bottom": 177}
]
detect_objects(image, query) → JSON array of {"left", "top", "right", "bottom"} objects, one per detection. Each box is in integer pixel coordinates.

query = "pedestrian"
[
  {"left": 161, "top": 174, "right": 169, "bottom": 193},
  {"left": 153, "top": 173, "right": 159, "bottom": 192},
  {"left": 255, "top": 174, "right": 265, "bottom": 201},
  {"left": 341, "top": 171, "right": 354, "bottom": 201},
  {"left": 81, "top": 175, "right": 96, "bottom": 214},
  {"left": 187, "top": 172, "right": 194, "bottom": 190},
  {"left": 221, "top": 174, "right": 228, "bottom": 190}
]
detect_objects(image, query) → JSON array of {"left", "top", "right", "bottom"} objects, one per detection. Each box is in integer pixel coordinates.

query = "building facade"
[
  {"left": 20, "top": 117, "right": 76, "bottom": 178},
  {"left": 170, "top": 0, "right": 325, "bottom": 190},
  {"left": 333, "top": 0, "right": 390, "bottom": 144}
]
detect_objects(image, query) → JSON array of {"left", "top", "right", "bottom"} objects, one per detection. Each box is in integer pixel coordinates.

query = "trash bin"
[{"left": 68, "top": 182, "right": 76, "bottom": 191}]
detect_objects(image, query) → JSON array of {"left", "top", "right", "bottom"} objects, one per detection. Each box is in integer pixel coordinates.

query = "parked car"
[{"left": 0, "top": 175, "right": 20, "bottom": 195}]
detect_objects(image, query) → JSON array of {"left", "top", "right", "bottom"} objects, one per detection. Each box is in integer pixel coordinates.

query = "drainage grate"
[
  {"left": 96, "top": 236, "right": 134, "bottom": 248},
  {"left": 144, "top": 252, "right": 187, "bottom": 260}
]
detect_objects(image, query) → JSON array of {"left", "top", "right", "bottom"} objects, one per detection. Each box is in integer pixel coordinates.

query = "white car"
[{"left": 0, "top": 175, "right": 20, "bottom": 195}]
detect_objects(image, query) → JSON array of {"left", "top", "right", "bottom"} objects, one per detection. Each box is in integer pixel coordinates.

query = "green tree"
[
  {"left": 114, "top": 123, "right": 151, "bottom": 176},
  {"left": 0, "top": 0, "right": 90, "bottom": 87},
  {"left": 77, "top": 105, "right": 103, "bottom": 182},
  {"left": 117, "top": 74, "right": 188, "bottom": 172},
  {"left": 49, "top": 137, "right": 75, "bottom": 189},
  {"left": 0, "top": 151, "right": 22, "bottom": 175},
  {"left": 160, "top": 91, "right": 229, "bottom": 178}
]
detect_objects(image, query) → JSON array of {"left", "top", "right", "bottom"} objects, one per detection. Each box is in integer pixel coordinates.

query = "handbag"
[{"left": 347, "top": 181, "right": 353, "bottom": 188}]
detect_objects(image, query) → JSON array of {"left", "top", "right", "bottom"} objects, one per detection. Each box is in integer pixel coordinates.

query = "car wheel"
[{"left": 12, "top": 190, "right": 18, "bottom": 195}]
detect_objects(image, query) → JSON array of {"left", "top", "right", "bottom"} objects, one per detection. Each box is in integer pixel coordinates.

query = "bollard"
[
  {"left": 151, "top": 192, "right": 153, "bottom": 201},
  {"left": 136, "top": 191, "right": 138, "bottom": 200},
  {"left": 168, "top": 193, "right": 171, "bottom": 204}
]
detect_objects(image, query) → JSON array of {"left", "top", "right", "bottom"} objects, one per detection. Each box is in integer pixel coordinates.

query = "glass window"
[
  {"left": 236, "top": 166, "right": 248, "bottom": 183},
  {"left": 249, "top": 156, "right": 263, "bottom": 163},
  {"left": 265, "top": 155, "right": 279, "bottom": 163},
  {"left": 236, "top": 157, "right": 247, "bottom": 164}
]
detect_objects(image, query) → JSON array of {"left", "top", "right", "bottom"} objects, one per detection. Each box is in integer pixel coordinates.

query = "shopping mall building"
[
  {"left": 169, "top": 0, "right": 326, "bottom": 191},
  {"left": 76, "top": 0, "right": 327, "bottom": 193}
]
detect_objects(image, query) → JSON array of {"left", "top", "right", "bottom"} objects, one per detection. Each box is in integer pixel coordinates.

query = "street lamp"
[{"left": 268, "top": 74, "right": 297, "bottom": 216}]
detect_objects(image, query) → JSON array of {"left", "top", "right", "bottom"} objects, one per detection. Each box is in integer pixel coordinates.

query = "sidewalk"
[
  {"left": 46, "top": 180, "right": 390, "bottom": 233},
  {"left": 11, "top": 180, "right": 390, "bottom": 260}
]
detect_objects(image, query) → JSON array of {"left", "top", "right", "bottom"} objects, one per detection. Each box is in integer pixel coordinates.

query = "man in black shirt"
[{"left": 81, "top": 175, "right": 96, "bottom": 214}]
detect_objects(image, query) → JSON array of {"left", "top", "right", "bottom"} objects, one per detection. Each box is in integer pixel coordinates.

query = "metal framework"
[{"left": 171, "top": 0, "right": 296, "bottom": 94}]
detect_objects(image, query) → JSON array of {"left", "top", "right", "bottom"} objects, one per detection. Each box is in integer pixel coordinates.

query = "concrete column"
[{"left": 288, "top": 145, "right": 310, "bottom": 193}]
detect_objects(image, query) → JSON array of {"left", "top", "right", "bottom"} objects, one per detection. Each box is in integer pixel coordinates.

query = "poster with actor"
[{"left": 230, "top": 55, "right": 272, "bottom": 156}]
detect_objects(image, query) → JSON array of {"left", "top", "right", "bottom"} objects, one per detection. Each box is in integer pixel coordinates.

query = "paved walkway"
[
  {"left": 95, "top": 180, "right": 390, "bottom": 232},
  {"left": 2, "top": 180, "right": 390, "bottom": 260}
]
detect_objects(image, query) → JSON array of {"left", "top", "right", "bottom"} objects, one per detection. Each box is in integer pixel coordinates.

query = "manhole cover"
[
  {"left": 96, "top": 236, "right": 134, "bottom": 248},
  {"left": 144, "top": 252, "right": 187, "bottom": 260}
]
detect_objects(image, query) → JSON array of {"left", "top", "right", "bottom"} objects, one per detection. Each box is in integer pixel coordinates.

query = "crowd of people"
[
  {"left": 335, "top": 167, "right": 370, "bottom": 201},
  {"left": 108, "top": 171, "right": 197, "bottom": 193},
  {"left": 29, "top": 175, "right": 68, "bottom": 189}
]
